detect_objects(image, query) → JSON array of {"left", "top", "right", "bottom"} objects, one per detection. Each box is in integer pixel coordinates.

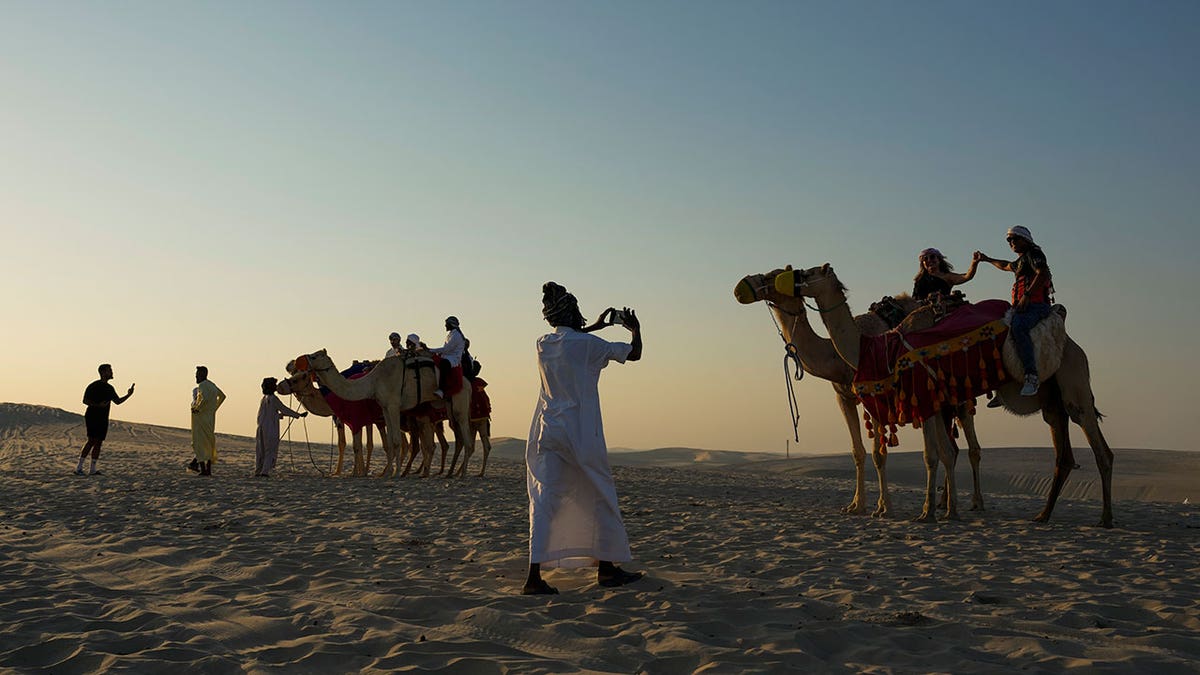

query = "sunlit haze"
[{"left": 3, "top": 1, "right": 1197, "bottom": 453}]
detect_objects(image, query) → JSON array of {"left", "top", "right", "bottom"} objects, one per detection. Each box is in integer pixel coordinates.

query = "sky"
[{"left": 2, "top": 1, "right": 1198, "bottom": 455}]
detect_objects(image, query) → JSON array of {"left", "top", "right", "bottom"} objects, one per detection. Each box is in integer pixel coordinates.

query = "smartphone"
[{"left": 610, "top": 309, "right": 628, "bottom": 326}]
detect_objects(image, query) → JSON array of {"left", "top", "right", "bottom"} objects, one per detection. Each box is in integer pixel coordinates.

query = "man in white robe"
[
  {"left": 255, "top": 377, "right": 305, "bottom": 477},
  {"left": 523, "top": 282, "right": 644, "bottom": 595}
]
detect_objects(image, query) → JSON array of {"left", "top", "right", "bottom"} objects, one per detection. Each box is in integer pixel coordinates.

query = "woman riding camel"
[{"left": 912, "top": 247, "right": 979, "bottom": 301}]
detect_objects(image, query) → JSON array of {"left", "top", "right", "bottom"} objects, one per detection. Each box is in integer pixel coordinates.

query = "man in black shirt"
[{"left": 76, "top": 364, "right": 135, "bottom": 475}]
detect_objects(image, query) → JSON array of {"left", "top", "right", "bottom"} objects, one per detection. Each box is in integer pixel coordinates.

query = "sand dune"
[{"left": 2, "top": 403, "right": 1198, "bottom": 672}]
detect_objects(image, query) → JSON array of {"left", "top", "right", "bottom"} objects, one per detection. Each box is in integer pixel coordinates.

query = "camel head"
[
  {"left": 734, "top": 265, "right": 807, "bottom": 311},
  {"left": 276, "top": 368, "right": 315, "bottom": 396},
  {"left": 771, "top": 263, "right": 845, "bottom": 301},
  {"left": 292, "top": 349, "right": 334, "bottom": 376}
]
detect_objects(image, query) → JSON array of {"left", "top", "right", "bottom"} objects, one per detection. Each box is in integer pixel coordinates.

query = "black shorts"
[{"left": 85, "top": 413, "right": 109, "bottom": 441}]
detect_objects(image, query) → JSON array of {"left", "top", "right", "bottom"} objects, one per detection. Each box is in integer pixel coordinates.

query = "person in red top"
[{"left": 975, "top": 225, "right": 1054, "bottom": 397}]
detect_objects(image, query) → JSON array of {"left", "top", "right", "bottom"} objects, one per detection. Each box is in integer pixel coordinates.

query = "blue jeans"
[{"left": 1010, "top": 303, "right": 1052, "bottom": 376}]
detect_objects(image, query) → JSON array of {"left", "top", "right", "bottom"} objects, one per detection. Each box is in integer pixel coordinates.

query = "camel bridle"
[{"left": 743, "top": 273, "right": 807, "bottom": 443}]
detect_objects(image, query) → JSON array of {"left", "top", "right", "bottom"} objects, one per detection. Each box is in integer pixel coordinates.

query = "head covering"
[
  {"left": 919, "top": 247, "right": 942, "bottom": 260},
  {"left": 406, "top": 333, "right": 420, "bottom": 347},
  {"left": 1006, "top": 225, "right": 1034, "bottom": 243},
  {"left": 445, "top": 316, "right": 460, "bottom": 329},
  {"left": 389, "top": 331, "right": 401, "bottom": 341},
  {"left": 542, "top": 281, "right": 582, "bottom": 326},
  {"left": 262, "top": 377, "right": 278, "bottom": 388}
]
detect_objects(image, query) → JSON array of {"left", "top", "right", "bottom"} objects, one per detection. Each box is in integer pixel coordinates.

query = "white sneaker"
[
  {"left": 433, "top": 389, "right": 444, "bottom": 399},
  {"left": 1020, "top": 374, "right": 1039, "bottom": 396}
]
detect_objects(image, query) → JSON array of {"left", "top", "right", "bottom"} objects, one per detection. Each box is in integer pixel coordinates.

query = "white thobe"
[
  {"left": 255, "top": 394, "right": 302, "bottom": 475},
  {"left": 526, "top": 327, "right": 633, "bottom": 568},
  {"left": 429, "top": 328, "right": 466, "bottom": 366}
]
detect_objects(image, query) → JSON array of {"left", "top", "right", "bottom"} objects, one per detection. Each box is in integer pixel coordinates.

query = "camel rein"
[{"left": 766, "top": 301, "right": 804, "bottom": 443}]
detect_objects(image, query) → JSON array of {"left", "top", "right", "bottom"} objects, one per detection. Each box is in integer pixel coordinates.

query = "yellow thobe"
[{"left": 191, "top": 379, "right": 226, "bottom": 462}]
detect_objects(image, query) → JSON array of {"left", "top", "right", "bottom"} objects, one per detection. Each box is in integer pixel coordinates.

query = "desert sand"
[{"left": 1, "top": 403, "right": 1198, "bottom": 673}]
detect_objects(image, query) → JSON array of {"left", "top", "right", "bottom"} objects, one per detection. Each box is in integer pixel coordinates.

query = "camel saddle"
[
  {"left": 1000, "top": 306, "right": 1067, "bottom": 382},
  {"left": 855, "top": 299, "right": 1013, "bottom": 430}
]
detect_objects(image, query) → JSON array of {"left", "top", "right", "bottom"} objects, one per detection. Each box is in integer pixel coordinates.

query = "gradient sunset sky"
[{"left": 3, "top": 1, "right": 1197, "bottom": 454}]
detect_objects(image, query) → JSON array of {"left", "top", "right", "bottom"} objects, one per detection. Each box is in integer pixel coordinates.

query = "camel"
[
  {"left": 292, "top": 349, "right": 441, "bottom": 477},
  {"left": 277, "top": 367, "right": 398, "bottom": 477},
  {"left": 775, "top": 263, "right": 1114, "bottom": 528},
  {"left": 449, "top": 376, "right": 494, "bottom": 477},
  {"left": 735, "top": 268, "right": 985, "bottom": 517}
]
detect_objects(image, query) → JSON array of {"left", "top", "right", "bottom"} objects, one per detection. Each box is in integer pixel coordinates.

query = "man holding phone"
[{"left": 523, "top": 282, "right": 644, "bottom": 594}]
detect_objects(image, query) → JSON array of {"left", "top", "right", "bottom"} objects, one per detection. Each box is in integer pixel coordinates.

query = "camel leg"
[
  {"left": 956, "top": 404, "right": 985, "bottom": 511},
  {"left": 915, "top": 427, "right": 940, "bottom": 523},
  {"left": 930, "top": 422, "right": 959, "bottom": 520},
  {"left": 395, "top": 428, "right": 412, "bottom": 477},
  {"left": 834, "top": 387, "right": 868, "bottom": 514},
  {"left": 377, "top": 425, "right": 394, "bottom": 478},
  {"left": 870, "top": 435, "right": 891, "bottom": 517},
  {"left": 453, "top": 407, "right": 475, "bottom": 477},
  {"left": 936, "top": 410, "right": 959, "bottom": 512},
  {"left": 351, "top": 432, "right": 366, "bottom": 477},
  {"left": 475, "top": 419, "right": 492, "bottom": 478},
  {"left": 401, "top": 429, "right": 420, "bottom": 477},
  {"left": 1057, "top": 338, "right": 1115, "bottom": 528},
  {"left": 333, "top": 423, "right": 348, "bottom": 476},
  {"left": 379, "top": 406, "right": 405, "bottom": 479},
  {"left": 1034, "top": 378, "right": 1075, "bottom": 524},
  {"left": 418, "top": 420, "right": 435, "bottom": 477},
  {"left": 365, "top": 426, "right": 374, "bottom": 476},
  {"left": 434, "top": 423, "right": 449, "bottom": 476},
  {"left": 1075, "top": 411, "right": 1114, "bottom": 528}
]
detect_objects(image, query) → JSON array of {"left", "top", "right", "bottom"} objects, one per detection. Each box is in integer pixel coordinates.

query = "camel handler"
[
  {"left": 190, "top": 365, "right": 226, "bottom": 476},
  {"left": 522, "top": 282, "right": 643, "bottom": 595},
  {"left": 254, "top": 377, "right": 306, "bottom": 478},
  {"left": 975, "top": 224, "right": 1054, "bottom": 399}
]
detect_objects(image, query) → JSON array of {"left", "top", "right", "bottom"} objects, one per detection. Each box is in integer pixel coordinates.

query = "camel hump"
[{"left": 1002, "top": 311, "right": 1067, "bottom": 381}]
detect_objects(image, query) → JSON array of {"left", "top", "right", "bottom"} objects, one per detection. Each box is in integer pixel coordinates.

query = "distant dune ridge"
[
  {"left": 2, "top": 402, "right": 1196, "bottom": 503},
  {"left": 1, "top": 402, "right": 1198, "bottom": 672}
]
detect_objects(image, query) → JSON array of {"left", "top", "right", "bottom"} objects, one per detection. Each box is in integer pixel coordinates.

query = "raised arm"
[
  {"left": 974, "top": 251, "right": 1014, "bottom": 272},
  {"left": 941, "top": 257, "right": 981, "bottom": 286},
  {"left": 623, "top": 308, "right": 642, "bottom": 362},
  {"left": 272, "top": 395, "right": 303, "bottom": 419}
]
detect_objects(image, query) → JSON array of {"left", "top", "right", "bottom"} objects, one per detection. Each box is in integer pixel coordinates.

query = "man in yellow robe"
[{"left": 190, "top": 365, "right": 226, "bottom": 476}]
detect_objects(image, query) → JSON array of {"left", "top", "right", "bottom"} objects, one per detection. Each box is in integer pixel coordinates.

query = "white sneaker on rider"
[
  {"left": 1020, "top": 374, "right": 1039, "bottom": 396},
  {"left": 433, "top": 389, "right": 444, "bottom": 399}
]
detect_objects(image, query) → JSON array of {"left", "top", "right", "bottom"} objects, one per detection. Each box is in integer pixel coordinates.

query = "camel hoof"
[
  {"left": 969, "top": 504, "right": 985, "bottom": 512},
  {"left": 841, "top": 503, "right": 865, "bottom": 515},
  {"left": 913, "top": 513, "right": 934, "bottom": 523},
  {"left": 942, "top": 513, "right": 961, "bottom": 521},
  {"left": 1032, "top": 512, "right": 1051, "bottom": 523},
  {"left": 1098, "top": 519, "right": 1114, "bottom": 529}
]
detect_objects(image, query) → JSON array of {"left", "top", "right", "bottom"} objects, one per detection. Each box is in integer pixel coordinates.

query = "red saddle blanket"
[
  {"left": 470, "top": 378, "right": 491, "bottom": 421},
  {"left": 431, "top": 354, "right": 464, "bottom": 398},
  {"left": 325, "top": 371, "right": 383, "bottom": 434},
  {"left": 854, "top": 300, "right": 1013, "bottom": 437}
]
